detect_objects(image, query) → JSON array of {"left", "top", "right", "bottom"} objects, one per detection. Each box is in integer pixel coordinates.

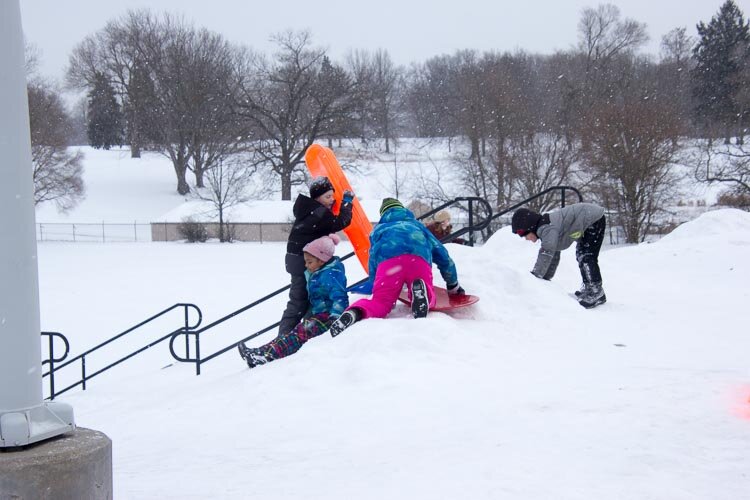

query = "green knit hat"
[{"left": 379, "top": 197, "right": 404, "bottom": 216}]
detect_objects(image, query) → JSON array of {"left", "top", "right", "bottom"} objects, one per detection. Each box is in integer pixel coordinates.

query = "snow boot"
[
  {"left": 411, "top": 279, "right": 429, "bottom": 319},
  {"left": 244, "top": 347, "right": 275, "bottom": 369},
  {"left": 329, "top": 308, "right": 361, "bottom": 337},
  {"left": 578, "top": 283, "right": 607, "bottom": 309},
  {"left": 237, "top": 342, "right": 250, "bottom": 360}
]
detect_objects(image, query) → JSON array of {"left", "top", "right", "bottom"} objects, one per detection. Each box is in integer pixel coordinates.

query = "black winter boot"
[
  {"left": 244, "top": 347, "right": 275, "bottom": 369},
  {"left": 578, "top": 282, "right": 606, "bottom": 309},
  {"left": 329, "top": 308, "right": 361, "bottom": 337},
  {"left": 411, "top": 279, "right": 429, "bottom": 319},
  {"left": 237, "top": 342, "right": 250, "bottom": 360}
]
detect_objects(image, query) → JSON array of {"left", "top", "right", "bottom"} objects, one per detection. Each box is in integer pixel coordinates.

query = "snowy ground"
[
  {"left": 28, "top": 141, "right": 750, "bottom": 498},
  {"left": 38, "top": 207, "right": 750, "bottom": 499}
]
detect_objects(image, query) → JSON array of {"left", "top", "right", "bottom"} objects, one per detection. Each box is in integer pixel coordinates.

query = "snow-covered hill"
[{"left": 39, "top": 207, "right": 750, "bottom": 499}]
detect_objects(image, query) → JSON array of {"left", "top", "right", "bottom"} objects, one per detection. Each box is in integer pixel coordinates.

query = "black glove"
[{"left": 447, "top": 282, "right": 466, "bottom": 295}]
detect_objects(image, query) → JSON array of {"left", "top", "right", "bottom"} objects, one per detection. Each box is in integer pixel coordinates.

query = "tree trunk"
[
  {"left": 173, "top": 152, "right": 190, "bottom": 195},
  {"left": 281, "top": 170, "right": 292, "bottom": 200},
  {"left": 176, "top": 173, "right": 190, "bottom": 195},
  {"left": 469, "top": 134, "right": 480, "bottom": 159},
  {"left": 129, "top": 119, "right": 141, "bottom": 158},
  {"left": 194, "top": 158, "right": 205, "bottom": 188},
  {"left": 218, "top": 208, "right": 225, "bottom": 242}
]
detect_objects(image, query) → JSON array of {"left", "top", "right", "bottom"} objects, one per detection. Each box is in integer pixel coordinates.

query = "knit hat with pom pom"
[{"left": 302, "top": 233, "right": 341, "bottom": 262}]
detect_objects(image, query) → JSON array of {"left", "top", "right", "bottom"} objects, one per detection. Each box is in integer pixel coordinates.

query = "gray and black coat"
[{"left": 513, "top": 203, "right": 606, "bottom": 283}]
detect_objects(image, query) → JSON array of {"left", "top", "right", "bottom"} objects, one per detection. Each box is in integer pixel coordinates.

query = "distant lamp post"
[{"left": 0, "top": 0, "right": 75, "bottom": 447}]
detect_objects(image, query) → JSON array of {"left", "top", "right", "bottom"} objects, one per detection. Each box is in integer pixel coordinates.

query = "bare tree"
[
  {"left": 370, "top": 49, "right": 404, "bottom": 153},
  {"left": 660, "top": 27, "right": 695, "bottom": 65},
  {"left": 574, "top": 4, "right": 649, "bottom": 140},
  {"left": 195, "top": 159, "right": 255, "bottom": 242},
  {"left": 577, "top": 4, "right": 649, "bottom": 69},
  {"left": 235, "top": 31, "right": 353, "bottom": 200},
  {"left": 68, "top": 10, "right": 249, "bottom": 195},
  {"left": 581, "top": 58, "right": 683, "bottom": 243},
  {"left": 143, "top": 20, "right": 248, "bottom": 192},
  {"left": 346, "top": 49, "right": 376, "bottom": 142},
  {"left": 27, "top": 81, "right": 85, "bottom": 211},
  {"left": 658, "top": 27, "right": 696, "bottom": 135},
  {"left": 507, "top": 133, "right": 582, "bottom": 212},
  {"left": 692, "top": 137, "right": 750, "bottom": 195},
  {"left": 405, "top": 55, "right": 461, "bottom": 141}
]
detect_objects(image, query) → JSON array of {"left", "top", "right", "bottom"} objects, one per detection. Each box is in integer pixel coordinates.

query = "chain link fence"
[{"left": 37, "top": 222, "right": 152, "bottom": 243}]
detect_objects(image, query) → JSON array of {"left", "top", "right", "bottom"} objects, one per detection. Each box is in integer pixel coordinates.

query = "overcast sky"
[{"left": 19, "top": 0, "right": 746, "bottom": 83}]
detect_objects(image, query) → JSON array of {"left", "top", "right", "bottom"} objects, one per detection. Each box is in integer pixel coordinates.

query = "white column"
[{"left": 0, "top": 0, "right": 74, "bottom": 447}]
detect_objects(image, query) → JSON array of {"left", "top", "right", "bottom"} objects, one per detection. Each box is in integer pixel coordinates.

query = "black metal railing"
[
  {"left": 169, "top": 196, "right": 494, "bottom": 374},
  {"left": 41, "top": 303, "right": 201, "bottom": 399},
  {"left": 490, "top": 186, "right": 583, "bottom": 222},
  {"left": 41, "top": 331, "right": 70, "bottom": 400}
]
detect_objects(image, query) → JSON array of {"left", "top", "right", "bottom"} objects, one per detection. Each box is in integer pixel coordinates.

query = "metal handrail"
[
  {"left": 169, "top": 196, "right": 494, "bottom": 373},
  {"left": 41, "top": 331, "right": 70, "bottom": 400},
  {"left": 42, "top": 303, "right": 202, "bottom": 399},
  {"left": 489, "top": 186, "right": 583, "bottom": 221}
]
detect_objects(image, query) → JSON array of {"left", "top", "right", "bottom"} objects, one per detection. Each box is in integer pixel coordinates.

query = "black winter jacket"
[{"left": 286, "top": 194, "right": 353, "bottom": 255}]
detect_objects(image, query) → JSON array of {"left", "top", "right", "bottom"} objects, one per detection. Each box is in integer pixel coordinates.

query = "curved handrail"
[
  {"left": 43, "top": 303, "right": 202, "bottom": 399},
  {"left": 41, "top": 331, "right": 70, "bottom": 368},
  {"left": 41, "top": 331, "right": 70, "bottom": 399},
  {"left": 490, "top": 185, "right": 583, "bottom": 221}
]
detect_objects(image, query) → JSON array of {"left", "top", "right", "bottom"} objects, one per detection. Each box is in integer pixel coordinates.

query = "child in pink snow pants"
[
  {"left": 351, "top": 254, "right": 436, "bottom": 319},
  {"left": 328, "top": 198, "right": 466, "bottom": 336}
]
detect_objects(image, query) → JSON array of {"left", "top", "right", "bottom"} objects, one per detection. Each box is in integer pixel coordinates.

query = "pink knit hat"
[{"left": 303, "top": 233, "right": 341, "bottom": 262}]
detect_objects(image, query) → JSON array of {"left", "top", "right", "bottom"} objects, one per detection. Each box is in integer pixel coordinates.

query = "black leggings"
[
  {"left": 279, "top": 253, "right": 309, "bottom": 335},
  {"left": 576, "top": 216, "right": 605, "bottom": 285}
]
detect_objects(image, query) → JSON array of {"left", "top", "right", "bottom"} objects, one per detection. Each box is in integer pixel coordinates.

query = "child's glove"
[
  {"left": 342, "top": 190, "right": 355, "bottom": 204},
  {"left": 446, "top": 282, "right": 465, "bottom": 295}
]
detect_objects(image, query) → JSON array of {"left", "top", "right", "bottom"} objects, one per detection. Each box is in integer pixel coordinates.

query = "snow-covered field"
[{"left": 33, "top": 143, "right": 750, "bottom": 498}]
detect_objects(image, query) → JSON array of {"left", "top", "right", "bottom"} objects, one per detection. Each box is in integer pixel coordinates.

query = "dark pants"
[
  {"left": 267, "top": 312, "right": 333, "bottom": 360},
  {"left": 279, "top": 253, "right": 308, "bottom": 335},
  {"left": 576, "top": 216, "right": 606, "bottom": 285}
]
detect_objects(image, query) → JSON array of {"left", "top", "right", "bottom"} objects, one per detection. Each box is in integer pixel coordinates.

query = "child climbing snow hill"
[
  {"left": 238, "top": 234, "right": 349, "bottom": 369},
  {"left": 328, "top": 198, "right": 465, "bottom": 336}
]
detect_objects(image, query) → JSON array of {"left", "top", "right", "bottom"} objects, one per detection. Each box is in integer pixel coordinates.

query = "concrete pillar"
[
  {"left": 0, "top": 0, "right": 75, "bottom": 447},
  {"left": 0, "top": 428, "right": 113, "bottom": 499}
]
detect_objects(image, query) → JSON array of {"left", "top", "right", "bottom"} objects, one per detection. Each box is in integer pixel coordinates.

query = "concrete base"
[
  {"left": 0, "top": 401, "right": 75, "bottom": 447},
  {"left": 0, "top": 427, "right": 112, "bottom": 500}
]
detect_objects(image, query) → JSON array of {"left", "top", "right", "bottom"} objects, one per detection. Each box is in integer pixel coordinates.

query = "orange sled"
[{"left": 304, "top": 144, "right": 373, "bottom": 273}]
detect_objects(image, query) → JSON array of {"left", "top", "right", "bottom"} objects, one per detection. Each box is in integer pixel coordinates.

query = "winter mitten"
[
  {"left": 446, "top": 282, "right": 465, "bottom": 295},
  {"left": 342, "top": 190, "right": 355, "bottom": 204}
]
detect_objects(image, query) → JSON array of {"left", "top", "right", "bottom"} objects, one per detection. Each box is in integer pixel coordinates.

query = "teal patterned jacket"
[
  {"left": 366, "top": 207, "right": 458, "bottom": 287},
  {"left": 305, "top": 257, "right": 349, "bottom": 317}
]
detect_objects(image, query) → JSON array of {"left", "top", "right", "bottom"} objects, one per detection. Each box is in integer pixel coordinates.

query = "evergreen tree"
[
  {"left": 87, "top": 72, "right": 123, "bottom": 150},
  {"left": 691, "top": 0, "right": 750, "bottom": 142}
]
